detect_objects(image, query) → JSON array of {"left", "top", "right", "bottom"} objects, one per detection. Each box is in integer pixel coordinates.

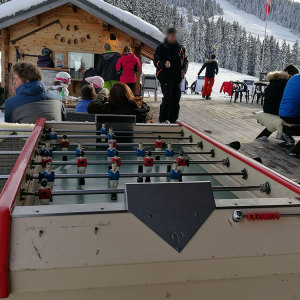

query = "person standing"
[
  {"left": 198, "top": 54, "right": 219, "bottom": 100},
  {"left": 96, "top": 43, "right": 121, "bottom": 90},
  {"left": 154, "top": 28, "right": 188, "bottom": 123},
  {"left": 116, "top": 46, "right": 141, "bottom": 94}
]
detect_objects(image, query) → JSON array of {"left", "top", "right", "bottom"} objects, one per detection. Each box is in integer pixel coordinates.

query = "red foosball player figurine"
[
  {"left": 155, "top": 136, "right": 163, "bottom": 152},
  {"left": 110, "top": 134, "right": 117, "bottom": 149},
  {"left": 144, "top": 151, "right": 154, "bottom": 183},
  {"left": 176, "top": 151, "right": 186, "bottom": 173},
  {"left": 112, "top": 150, "right": 121, "bottom": 170},
  {"left": 38, "top": 178, "right": 52, "bottom": 205},
  {"left": 60, "top": 134, "right": 70, "bottom": 161},
  {"left": 41, "top": 151, "right": 52, "bottom": 169},
  {"left": 77, "top": 151, "right": 87, "bottom": 185}
]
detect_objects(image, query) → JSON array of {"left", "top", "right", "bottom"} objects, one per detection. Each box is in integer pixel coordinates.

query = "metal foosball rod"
[
  {"left": 22, "top": 182, "right": 271, "bottom": 196},
  {"left": 51, "top": 129, "right": 185, "bottom": 135},
  {"left": 69, "top": 142, "right": 198, "bottom": 147},
  {"left": 54, "top": 135, "right": 192, "bottom": 141},
  {"left": 0, "top": 128, "right": 33, "bottom": 132},
  {"left": 30, "top": 169, "right": 248, "bottom": 180},
  {"left": 0, "top": 135, "right": 30, "bottom": 139},
  {"left": 33, "top": 158, "right": 230, "bottom": 167}
]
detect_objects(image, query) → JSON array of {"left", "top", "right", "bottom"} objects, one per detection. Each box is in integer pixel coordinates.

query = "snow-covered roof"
[{"left": 0, "top": 0, "right": 164, "bottom": 48}]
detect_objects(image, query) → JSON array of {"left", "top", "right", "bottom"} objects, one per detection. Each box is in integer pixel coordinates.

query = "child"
[
  {"left": 76, "top": 85, "right": 97, "bottom": 113},
  {"left": 198, "top": 54, "right": 219, "bottom": 100},
  {"left": 85, "top": 76, "right": 109, "bottom": 103}
]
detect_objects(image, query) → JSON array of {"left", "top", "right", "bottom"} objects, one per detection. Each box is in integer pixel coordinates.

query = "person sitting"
[
  {"left": 50, "top": 72, "right": 71, "bottom": 100},
  {"left": 37, "top": 48, "right": 54, "bottom": 68},
  {"left": 85, "top": 76, "right": 109, "bottom": 103},
  {"left": 5, "top": 62, "right": 62, "bottom": 123},
  {"left": 116, "top": 46, "right": 141, "bottom": 94},
  {"left": 279, "top": 74, "right": 300, "bottom": 156},
  {"left": 87, "top": 82, "right": 152, "bottom": 123},
  {"left": 76, "top": 85, "right": 96, "bottom": 113},
  {"left": 198, "top": 53, "right": 219, "bottom": 100},
  {"left": 257, "top": 64, "right": 299, "bottom": 143}
]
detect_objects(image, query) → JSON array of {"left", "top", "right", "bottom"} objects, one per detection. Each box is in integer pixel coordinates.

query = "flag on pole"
[{"left": 266, "top": 0, "right": 272, "bottom": 20}]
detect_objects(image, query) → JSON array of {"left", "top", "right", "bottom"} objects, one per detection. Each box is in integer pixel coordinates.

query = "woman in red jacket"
[{"left": 116, "top": 46, "right": 141, "bottom": 94}]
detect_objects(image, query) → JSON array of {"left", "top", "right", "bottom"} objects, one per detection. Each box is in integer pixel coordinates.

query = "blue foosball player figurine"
[
  {"left": 170, "top": 162, "right": 182, "bottom": 182},
  {"left": 107, "top": 143, "right": 116, "bottom": 162},
  {"left": 165, "top": 143, "right": 174, "bottom": 161},
  {"left": 136, "top": 143, "right": 145, "bottom": 161},
  {"left": 49, "top": 127, "right": 57, "bottom": 149},
  {"left": 44, "top": 142, "right": 53, "bottom": 158},
  {"left": 109, "top": 162, "right": 120, "bottom": 201},
  {"left": 75, "top": 141, "right": 84, "bottom": 158},
  {"left": 43, "top": 162, "right": 55, "bottom": 189},
  {"left": 107, "top": 127, "right": 114, "bottom": 141},
  {"left": 100, "top": 124, "right": 107, "bottom": 142}
]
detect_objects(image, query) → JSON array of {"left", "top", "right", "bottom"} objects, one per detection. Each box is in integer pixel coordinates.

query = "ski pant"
[
  {"left": 282, "top": 116, "right": 300, "bottom": 125},
  {"left": 202, "top": 77, "right": 215, "bottom": 96},
  {"left": 160, "top": 81, "right": 181, "bottom": 123}
]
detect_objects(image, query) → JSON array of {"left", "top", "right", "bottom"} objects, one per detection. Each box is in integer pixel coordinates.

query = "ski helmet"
[{"left": 56, "top": 72, "right": 71, "bottom": 85}]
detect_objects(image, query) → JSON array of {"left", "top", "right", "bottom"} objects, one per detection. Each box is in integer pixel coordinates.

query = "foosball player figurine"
[
  {"left": 49, "top": 127, "right": 57, "bottom": 150},
  {"left": 44, "top": 142, "right": 53, "bottom": 157},
  {"left": 144, "top": 151, "right": 154, "bottom": 183},
  {"left": 176, "top": 151, "right": 188, "bottom": 173},
  {"left": 170, "top": 162, "right": 182, "bottom": 182},
  {"left": 60, "top": 135, "right": 70, "bottom": 161},
  {"left": 110, "top": 134, "right": 117, "bottom": 149},
  {"left": 43, "top": 162, "right": 55, "bottom": 189},
  {"left": 107, "top": 143, "right": 115, "bottom": 162},
  {"left": 77, "top": 151, "right": 87, "bottom": 185},
  {"left": 165, "top": 143, "right": 175, "bottom": 172},
  {"left": 41, "top": 151, "right": 52, "bottom": 169},
  {"left": 100, "top": 124, "right": 107, "bottom": 142},
  {"left": 109, "top": 162, "right": 120, "bottom": 201},
  {"left": 75, "top": 141, "right": 84, "bottom": 158},
  {"left": 155, "top": 136, "right": 163, "bottom": 152},
  {"left": 112, "top": 150, "right": 121, "bottom": 170},
  {"left": 107, "top": 127, "right": 114, "bottom": 141},
  {"left": 38, "top": 179, "right": 52, "bottom": 205},
  {"left": 136, "top": 143, "right": 145, "bottom": 161}
]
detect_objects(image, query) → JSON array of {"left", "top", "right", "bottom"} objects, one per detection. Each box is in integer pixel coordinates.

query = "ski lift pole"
[{"left": 261, "top": 0, "right": 272, "bottom": 72}]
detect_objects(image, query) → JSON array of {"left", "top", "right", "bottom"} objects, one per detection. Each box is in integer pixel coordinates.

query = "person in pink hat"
[{"left": 85, "top": 76, "right": 109, "bottom": 103}]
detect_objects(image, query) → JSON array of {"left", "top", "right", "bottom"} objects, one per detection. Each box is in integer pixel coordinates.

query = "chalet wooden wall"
[{"left": 0, "top": 4, "right": 152, "bottom": 97}]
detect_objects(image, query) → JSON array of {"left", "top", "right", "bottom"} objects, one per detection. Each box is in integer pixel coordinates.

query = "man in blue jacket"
[{"left": 5, "top": 62, "right": 61, "bottom": 123}]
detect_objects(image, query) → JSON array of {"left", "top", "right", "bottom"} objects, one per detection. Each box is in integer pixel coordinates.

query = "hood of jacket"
[
  {"left": 267, "top": 71, "right": 290, "bottom": 81},
  {"left": 16, "top": 81, "right": 46, "bottom": 96},
  {"left": 205, "top": 59, "right": 218, "bottom": 64},
  {"left": 102, "top": 51, "right": 120, "bottom": 61}
]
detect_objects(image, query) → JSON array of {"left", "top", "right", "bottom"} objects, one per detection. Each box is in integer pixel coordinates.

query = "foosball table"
[{"left": 0, "top": 116, "right": 300, "bottom": 300}]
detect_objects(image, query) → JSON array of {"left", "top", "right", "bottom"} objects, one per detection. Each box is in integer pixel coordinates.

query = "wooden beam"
[
  {"left": 67, "top": 3, "right": 77, "bottom": 13},
  {"left": 0, "top": 29, "right": 10, "bottom": 100},
  {"left": 28, "top": 16, "right": 40, "bottom": 27}
]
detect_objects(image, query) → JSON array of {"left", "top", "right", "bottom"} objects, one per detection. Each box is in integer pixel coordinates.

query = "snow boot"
[{"left": 206, "top": 95, "right": 212, "bottom": 100}]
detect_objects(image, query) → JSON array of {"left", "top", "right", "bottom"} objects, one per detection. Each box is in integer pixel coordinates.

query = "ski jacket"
[
  {"left": 37, "top": 55, "right": 54, "bottom": 68},
  {"left": 96, "top": 51, "right": 121, "bottom": 81},
  {"left": 220, "top": 82, "right": 234, "bottom": 96},
  {"left": 5, "top": 81, "right": 61, "bottom": 123},
  {"left": 199, "top": 59, "right": 219, "bottom": 78},
  {"left": 279, "top": 74, "right": 300, "bottom": 118},
  {"left": 154, "top": 40, "right": 188, "bottom": 84},
  {"left": 116, "top": 53, "right": 141, "bottom": 84}
]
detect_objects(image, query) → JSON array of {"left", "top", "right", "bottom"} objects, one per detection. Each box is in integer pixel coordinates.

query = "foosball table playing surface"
[{"left": 0, "top": 116, "right": 300, "bottom": 300}]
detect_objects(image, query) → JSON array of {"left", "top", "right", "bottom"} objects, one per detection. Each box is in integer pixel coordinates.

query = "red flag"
[{"left": 266, "top": 0, "right": 272, "bottom": 19}]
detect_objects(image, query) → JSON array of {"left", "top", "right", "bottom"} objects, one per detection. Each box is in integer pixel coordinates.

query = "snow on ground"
[
  {"left": 215, "top": 0, "right": 300, "bottom": 45},
  {"left": 142, "top": 61, "right": 258, "bottom": 100}
]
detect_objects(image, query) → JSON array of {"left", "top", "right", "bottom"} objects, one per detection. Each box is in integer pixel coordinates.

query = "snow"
[
  {"left": 0, "top": 0, "right": 164, "bottom": 43},
  {"left": 142, "top": 61, "right": 258, "bottom": 100},
  {"left": 215, "top": 0, "right": 300, "bottom": 45}
]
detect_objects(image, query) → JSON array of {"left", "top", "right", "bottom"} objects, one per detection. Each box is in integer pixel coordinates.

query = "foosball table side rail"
[
  {"left": 178, "top": 120, "right": 300, "bottom": 198},
  {"left": 0, "top": 118, "right": 46, "bottom": 298}
]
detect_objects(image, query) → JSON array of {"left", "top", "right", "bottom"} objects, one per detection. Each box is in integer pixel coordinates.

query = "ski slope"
[
  {"left": 142, "top": 62, "right": 258, "bottom": 100},
  {"left": 215, "top": 0, "right": 300, "bottom": 45}
]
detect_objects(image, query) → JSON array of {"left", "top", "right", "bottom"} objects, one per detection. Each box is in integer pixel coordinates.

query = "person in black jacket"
[
  {"left": 154, "top": 28, "right": 188, "bottom": 123},
  {"left": 37, "top": 48, "right": 54, "bottom": 68},
  {"left": 198, "top": 54, "right": 219, "bottom": 100},
  {"left": 263, "top": 65, "right": 299, "bottom": 115},
  {"left": 96, "top": 43, "right": 121, "bottom": 90}
]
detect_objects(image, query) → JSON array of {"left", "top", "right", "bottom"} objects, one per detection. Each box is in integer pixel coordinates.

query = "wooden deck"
[{"left": 146, "top": 97, "right": 300, "bottom": 182}]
